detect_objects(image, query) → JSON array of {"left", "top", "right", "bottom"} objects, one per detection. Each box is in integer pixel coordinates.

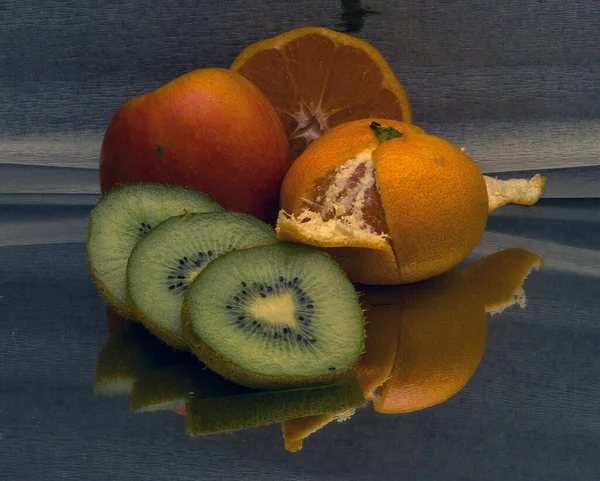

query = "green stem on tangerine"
[{"left": 369, "top": 122, "right": 403, "bottom": 142}]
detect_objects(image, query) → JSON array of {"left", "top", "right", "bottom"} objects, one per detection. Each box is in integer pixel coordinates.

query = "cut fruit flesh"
[
  {"left": 186, "top": 378, "right": 365, "bottom": 436},
  {"left": 87, "top": 183, "right": 224, "bottom": 316},
  {"left": 277, "top": 150, "right": 402, "bottom": 284},
  {"left": 231, "top": 27, "right": 412, "bottom": 158},
  {"left": 183, "top": 243, "right": 365, "bottom": 389},
  {"left": 126, "top": 212, "right": 278, "bottom": 348},
  {"left": 278, "top": 151, "right": 387, "bottom": 246}
]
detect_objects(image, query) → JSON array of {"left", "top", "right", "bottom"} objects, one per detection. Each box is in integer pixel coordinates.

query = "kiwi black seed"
[
  {"left": 126, "top": 212, "right": 278, "bottom": 348},
  {"left": 87, "top": 183, "right": 224, "bottom": 316},
  {"left": 183, "top": 242, "right": 365, "bottom": 390}
]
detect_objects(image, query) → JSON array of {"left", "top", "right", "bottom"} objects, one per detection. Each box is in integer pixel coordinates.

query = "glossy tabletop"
[{"left": 2, "top": 199, "right": 600, "bottom": 480}]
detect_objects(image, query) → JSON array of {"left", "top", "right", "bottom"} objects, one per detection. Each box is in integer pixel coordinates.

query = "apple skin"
[{"left": 100, "top": 68, "right": 291, "bottom": 223}]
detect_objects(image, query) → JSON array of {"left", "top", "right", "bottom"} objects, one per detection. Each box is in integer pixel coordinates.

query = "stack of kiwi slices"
[{"left": 88, "top": 183, "right": 366, "bottom": 391}]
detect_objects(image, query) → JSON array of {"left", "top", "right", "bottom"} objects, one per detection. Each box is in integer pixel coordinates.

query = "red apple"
[{"left": 100, "top": 68, "right": 291, "bottom": 223}]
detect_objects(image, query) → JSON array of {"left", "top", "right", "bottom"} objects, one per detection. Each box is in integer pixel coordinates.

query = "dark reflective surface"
[{"left": 2, "top": 200, "right": 600, "bottom": 479}]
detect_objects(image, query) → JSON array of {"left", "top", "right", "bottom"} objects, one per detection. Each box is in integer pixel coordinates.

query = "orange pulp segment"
[{"left": 231, "top": 27, "right": 412, "bottom": 159}]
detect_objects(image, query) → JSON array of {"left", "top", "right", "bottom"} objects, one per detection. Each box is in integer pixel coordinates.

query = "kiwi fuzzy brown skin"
[
  {"left": 182, "top": 295, "right": 357, "bottom": 390},
  {"left": 89, "top": 258, "right": 134, "bottom": 319}
]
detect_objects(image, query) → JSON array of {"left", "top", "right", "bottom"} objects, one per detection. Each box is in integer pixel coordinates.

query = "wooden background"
[{"left": 1, "top": 0, "right": 599, "bottom": 204}]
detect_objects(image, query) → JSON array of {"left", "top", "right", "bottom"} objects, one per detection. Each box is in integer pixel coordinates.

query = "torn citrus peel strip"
[
  {"left": 484, "top": 174, "right": 547, "bottom": 213},
  {"left": 462, "top": 247, "right": 544, "bottom": 315}
]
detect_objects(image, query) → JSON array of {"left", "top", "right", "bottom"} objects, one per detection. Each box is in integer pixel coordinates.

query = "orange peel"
[
  {"left": 462, "top": 247, "right": 544, "bottom": 315},
  {"left": 484, "top": 174, "right": 547, "bottom": 213}
]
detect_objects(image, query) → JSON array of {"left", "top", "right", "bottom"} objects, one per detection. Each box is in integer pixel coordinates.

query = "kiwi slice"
[
  {"left": 131, "top": 357, "right": 253, "bottom": 413},
  {"left": 87, "top": 183, "right": 224, "bottom": 316},
  {"left": 183, "top": 243, "right": 365, "bottom": 389},
  {"left": 94, "top": 323, "right": 178, "bottom": 396},
  {"left": 126, "top": 212, "right": 278, "bottom": 348},
  {"left": 186, "top": 378, "right": 365, "bottom": 436}
]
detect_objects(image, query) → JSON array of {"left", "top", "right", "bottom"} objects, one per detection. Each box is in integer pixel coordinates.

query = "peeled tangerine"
[{"left": 276, "top": 118, "right": 546, "bottom": 285}]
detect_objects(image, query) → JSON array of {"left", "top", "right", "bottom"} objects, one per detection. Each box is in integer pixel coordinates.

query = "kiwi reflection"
[
  {"left": 95, "top": 248, "right": 542, "bottom": 452},
  {"left": 95, "top": 317, "right": 365, "bottom": 434}
]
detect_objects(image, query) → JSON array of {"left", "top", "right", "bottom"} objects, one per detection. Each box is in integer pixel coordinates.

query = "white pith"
[
  {"left": 289, "top": 104, "right": 330, "bottom": 145},
  {"left": 277, "top": 151, "right": 389, "bottom": 245}
]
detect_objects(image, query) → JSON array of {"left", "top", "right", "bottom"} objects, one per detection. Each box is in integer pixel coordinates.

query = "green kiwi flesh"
[
  {"left": 87, "top": 183, "right": 224, "bottom": 316},
  {"left": 131, "top": 356, "right": 253, "bottom": 413},
  {"left": 94, "top": 323, "right": 177, "bottom": 396},
  {"left": 183, "top": 243, "right": 365, "bottom": 389},
  {"left": 126, "top": 212, "right": 278, "bottom": 348},
  {"left": 186, "top": 377, "right": 365, "bottom": 436}
]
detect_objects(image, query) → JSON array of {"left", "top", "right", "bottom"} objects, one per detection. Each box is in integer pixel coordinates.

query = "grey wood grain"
[
  {"left": 0, "top": 164, "right": 99, "bottom": 194},
  {"left": 1, "top": 0, "right": 598, "bottom": 196}
]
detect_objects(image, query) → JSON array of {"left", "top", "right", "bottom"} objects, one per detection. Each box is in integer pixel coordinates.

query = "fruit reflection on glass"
[
  {"left": 95, "top": 248, "right": 542, "bottom": 452},
  {"left": 282, "top": 248, "right": 543, "bottom": 452},
  {"left": 89, "top": 26, "right": 548, "bottom": 453},
  {"left": 95, "top": 320, "right": 366, "bottom": 435}
]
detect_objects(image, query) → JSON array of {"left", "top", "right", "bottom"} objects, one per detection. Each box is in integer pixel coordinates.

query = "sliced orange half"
[{"left": 231, "top": 27, "right": 412, "bottom": 159}]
